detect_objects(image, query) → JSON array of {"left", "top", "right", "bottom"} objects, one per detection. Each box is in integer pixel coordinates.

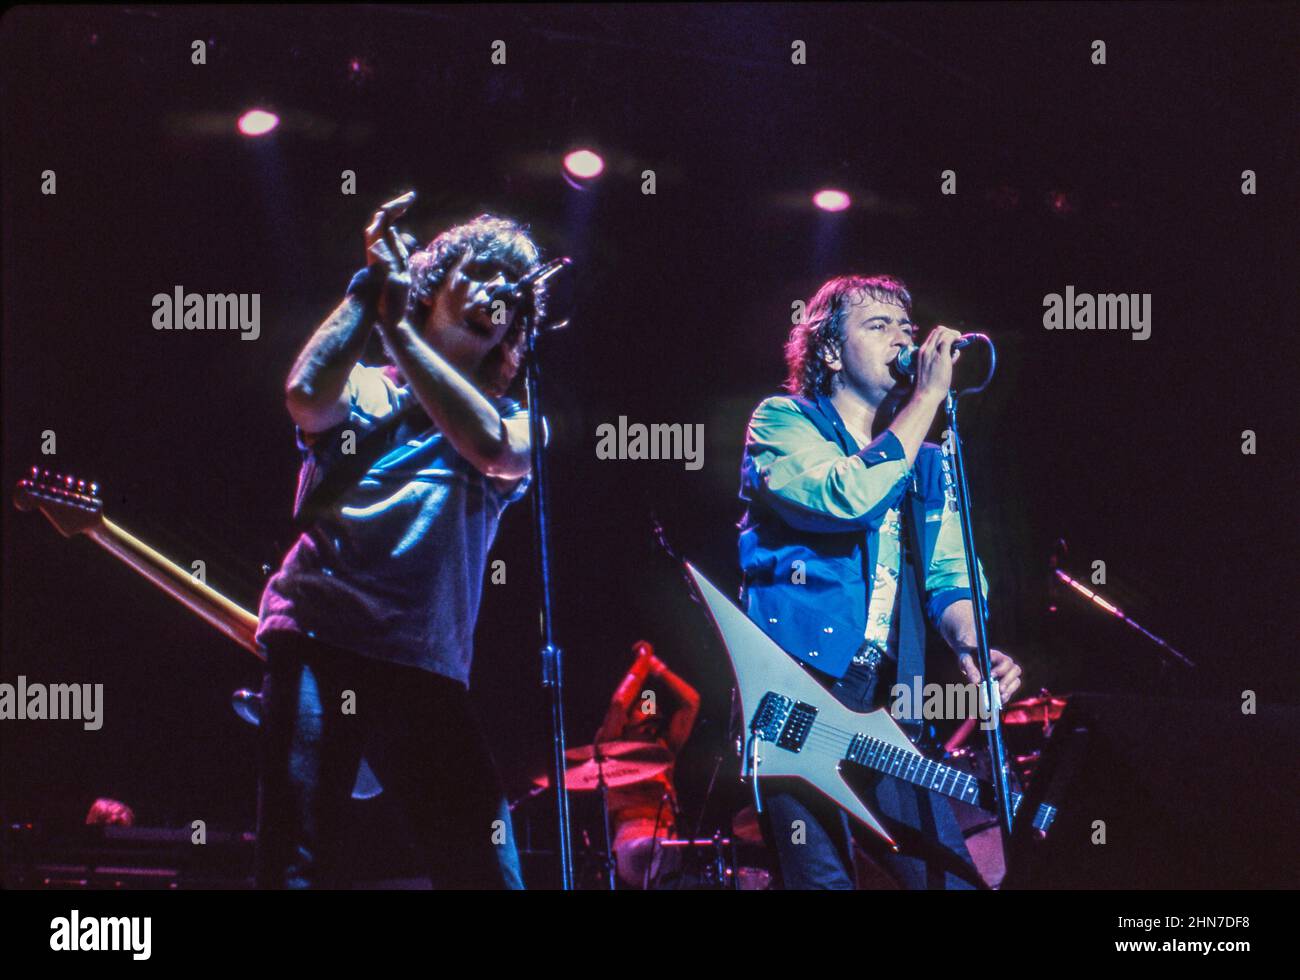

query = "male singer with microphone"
[
  {"left": 255, "top": 192, "right": 547, "bottom": 888},
  {"left": 737, "top": 274, "right": 1022, "bottom": 889}
]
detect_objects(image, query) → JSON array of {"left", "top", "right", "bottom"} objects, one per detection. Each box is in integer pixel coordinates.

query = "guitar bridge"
[{"left": 752, "top": 692, "right": 816, "bottom": 752}]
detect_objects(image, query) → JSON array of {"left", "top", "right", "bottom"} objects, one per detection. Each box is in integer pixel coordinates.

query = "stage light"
[
  {"left": 813, "top": 189, "right": 851, "bottom": 212},
  {"left": 563, "top": 149, "right": 605, "bottom": 181},
  {"left": 347, "top": 57, "right": 373, "bottom": 85},
  {"left": 1047, "top": 190, "right": 1077, "bottom": 216},
  {"left": 237, "top": 109, "right": 279, "bottom": 137}
]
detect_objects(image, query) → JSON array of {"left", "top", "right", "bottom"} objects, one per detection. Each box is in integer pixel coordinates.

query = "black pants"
[
  {"left": 760, "top": 662, "right": 985, "bottom": 890},
  {"left": 255, "top": 632, "right": 523, "bottom": 889}
]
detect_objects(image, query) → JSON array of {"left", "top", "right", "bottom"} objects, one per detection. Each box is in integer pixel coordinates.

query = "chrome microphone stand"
[
  {"left": 940, "top": 335, "right": 1017, "bottom": 845},
  {"left": 519, "top": 258, "right": 576, "bottom": 888}
]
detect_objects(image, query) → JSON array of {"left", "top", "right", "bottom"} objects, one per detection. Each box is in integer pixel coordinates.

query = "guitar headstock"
[{"left": 14, "top": 466, "right": 105, "bottom": 538}]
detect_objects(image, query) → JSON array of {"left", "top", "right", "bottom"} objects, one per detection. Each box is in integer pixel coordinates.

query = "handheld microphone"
[{"left": 893, "top": 334, "right": 980, "bottom": 379}]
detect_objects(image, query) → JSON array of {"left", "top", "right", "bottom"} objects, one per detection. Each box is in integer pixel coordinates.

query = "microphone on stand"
[
  {"left": 487, "top": 256, "right": 572, "bottom": 306},
  {"left": 892, "top": 333, "right": 981, "bottom": 379}
]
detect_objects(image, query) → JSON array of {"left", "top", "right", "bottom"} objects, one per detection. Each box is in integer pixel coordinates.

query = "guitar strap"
[
  {"left": 896, "top": 486, "right": 929, "bottom": 697},
  {"left": 291, "top": 401, "right": 430, "bottom": 530}
]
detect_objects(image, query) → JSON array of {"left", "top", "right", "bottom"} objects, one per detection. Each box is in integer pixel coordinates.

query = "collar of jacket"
[
  {"left": 783, "top": 392, "right": 858, "bottom": 456},
  {"left": 800, "top": 393, "right": 914, "bottom": 488}
]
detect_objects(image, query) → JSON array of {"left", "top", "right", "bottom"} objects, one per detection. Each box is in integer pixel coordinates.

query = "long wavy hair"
[
  {"left": 406, "top": 213, "right": 546, "bottom": 397},
  {"left": 784, "top": 274, "right": 913, "bottom": 397}
]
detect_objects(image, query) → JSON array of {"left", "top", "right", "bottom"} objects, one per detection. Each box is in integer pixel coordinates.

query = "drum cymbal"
[
  {"left": 1003, "top": 694, "right": 1068, "bottom": 725},
  {"left": 534, "top": 753, "right": 672, "bottom": 792},
  {"left": 536, "top": 741, "right": 673, "bottom": 792},
  {"left": 565, "top": 740, "right": 673, "bottom": 763}
]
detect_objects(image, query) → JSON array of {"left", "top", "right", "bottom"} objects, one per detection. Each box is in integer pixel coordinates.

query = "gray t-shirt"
[{"left": 256, "top": 363, "right": 529, "bottom": 686}]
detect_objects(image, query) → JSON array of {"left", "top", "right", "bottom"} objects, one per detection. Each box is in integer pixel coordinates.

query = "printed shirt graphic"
[
  {"left": 256, "top": 363, "right": 529, "bottom": 686},
  {"left": 849, "top": 486, "right": 968, "bottom": 665},
  {"left": 842, "top": 417, "right": 903, "bottom": 665},
  {"left": 855, "top": 506, "right": 902, "bottom": 662},
  {"left": 843, "top": 430, "right": 975, "bottom": 665}
]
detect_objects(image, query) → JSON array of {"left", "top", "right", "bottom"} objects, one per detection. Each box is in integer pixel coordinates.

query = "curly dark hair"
[
  {"left": 783, "top": 274, "right": 913, "bottom": 397},
  {"left": 406, "top": 213, "right": 546, "bottom": 397}
]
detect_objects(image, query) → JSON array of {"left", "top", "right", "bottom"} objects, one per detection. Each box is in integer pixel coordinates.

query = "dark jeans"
[
  {"left": 760, "top": 662, "right": 985, "bottom": 890},
  {"left": 255, "top": 632, "right": 523, "bottom": 889}
]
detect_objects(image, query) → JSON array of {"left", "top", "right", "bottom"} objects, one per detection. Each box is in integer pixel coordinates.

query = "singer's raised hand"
[
  {"left": 365, "top": 191, "right": 415, "bottom": 328},
  {"left": 913, "top": 324, "right": 963, "bottom": 404}
]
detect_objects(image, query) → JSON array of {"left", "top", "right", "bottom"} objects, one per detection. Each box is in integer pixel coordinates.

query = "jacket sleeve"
[
  {"left": 925, "top": 488, "right": 990, "bottom": 624},
  {"left": 741, "top": 397, "right": 910, "bottom": 533}
]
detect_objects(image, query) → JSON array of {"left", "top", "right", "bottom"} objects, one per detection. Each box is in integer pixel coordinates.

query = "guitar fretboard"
[
  {"left": 848, "top": 733, "right": 981, "bottom": 803},
  {"left": 846, "top": 732, "right": 1056, "bottom": 833}
]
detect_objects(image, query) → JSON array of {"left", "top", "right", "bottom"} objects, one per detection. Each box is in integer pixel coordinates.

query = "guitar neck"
[
  {"left": 847, "top": 732, "right": 1055, "bottom": 834},
  {"left": 87, "top": 518, "right": 263, "bottom": 660}
]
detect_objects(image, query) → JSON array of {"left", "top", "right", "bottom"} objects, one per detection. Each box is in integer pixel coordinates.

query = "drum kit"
[
  {"left": 532, "top": 740, "right": 672, "bottom": 793},
  {"left": 514, "top": 690, "right": 1069, "bottom": 890},
  {"left": 525, "top": 739, "right": 767, "bottom": 890},
  {"left": 944, "top": 690, "right": 1068, "bottom": 783}
]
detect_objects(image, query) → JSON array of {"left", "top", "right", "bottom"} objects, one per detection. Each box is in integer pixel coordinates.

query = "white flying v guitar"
[{"left": 684, "top": 561, "right": 1057, "bottom": 848}]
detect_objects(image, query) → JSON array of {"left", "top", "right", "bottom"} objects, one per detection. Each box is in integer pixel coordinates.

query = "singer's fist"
[
  {"left": 365, "top": 191, "right": 415, "bottom": 271},
  {"left": 364, "top": 192, "right": 415, "bottom": 327},
  {"left": 913, "top": 324, "right": 963, "bottom": 404}
]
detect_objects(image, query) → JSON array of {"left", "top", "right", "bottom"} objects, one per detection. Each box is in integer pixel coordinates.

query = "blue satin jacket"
[{"left": 738, "top": 393, "right": 985, "bottom": 680}]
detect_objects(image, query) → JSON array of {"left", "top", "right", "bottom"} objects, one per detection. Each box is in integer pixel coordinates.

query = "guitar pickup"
[{"left": 751, "top": 692, "right": 816, "bottom": 752}]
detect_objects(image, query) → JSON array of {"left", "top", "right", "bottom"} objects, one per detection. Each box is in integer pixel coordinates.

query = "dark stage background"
[{"left": 2, "top": 5, "right": 1296, "bottom": 861}]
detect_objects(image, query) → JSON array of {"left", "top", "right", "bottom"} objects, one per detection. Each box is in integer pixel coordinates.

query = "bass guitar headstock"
[{"left": 14, "top": 466, "right": 105, "bottom": 538}]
